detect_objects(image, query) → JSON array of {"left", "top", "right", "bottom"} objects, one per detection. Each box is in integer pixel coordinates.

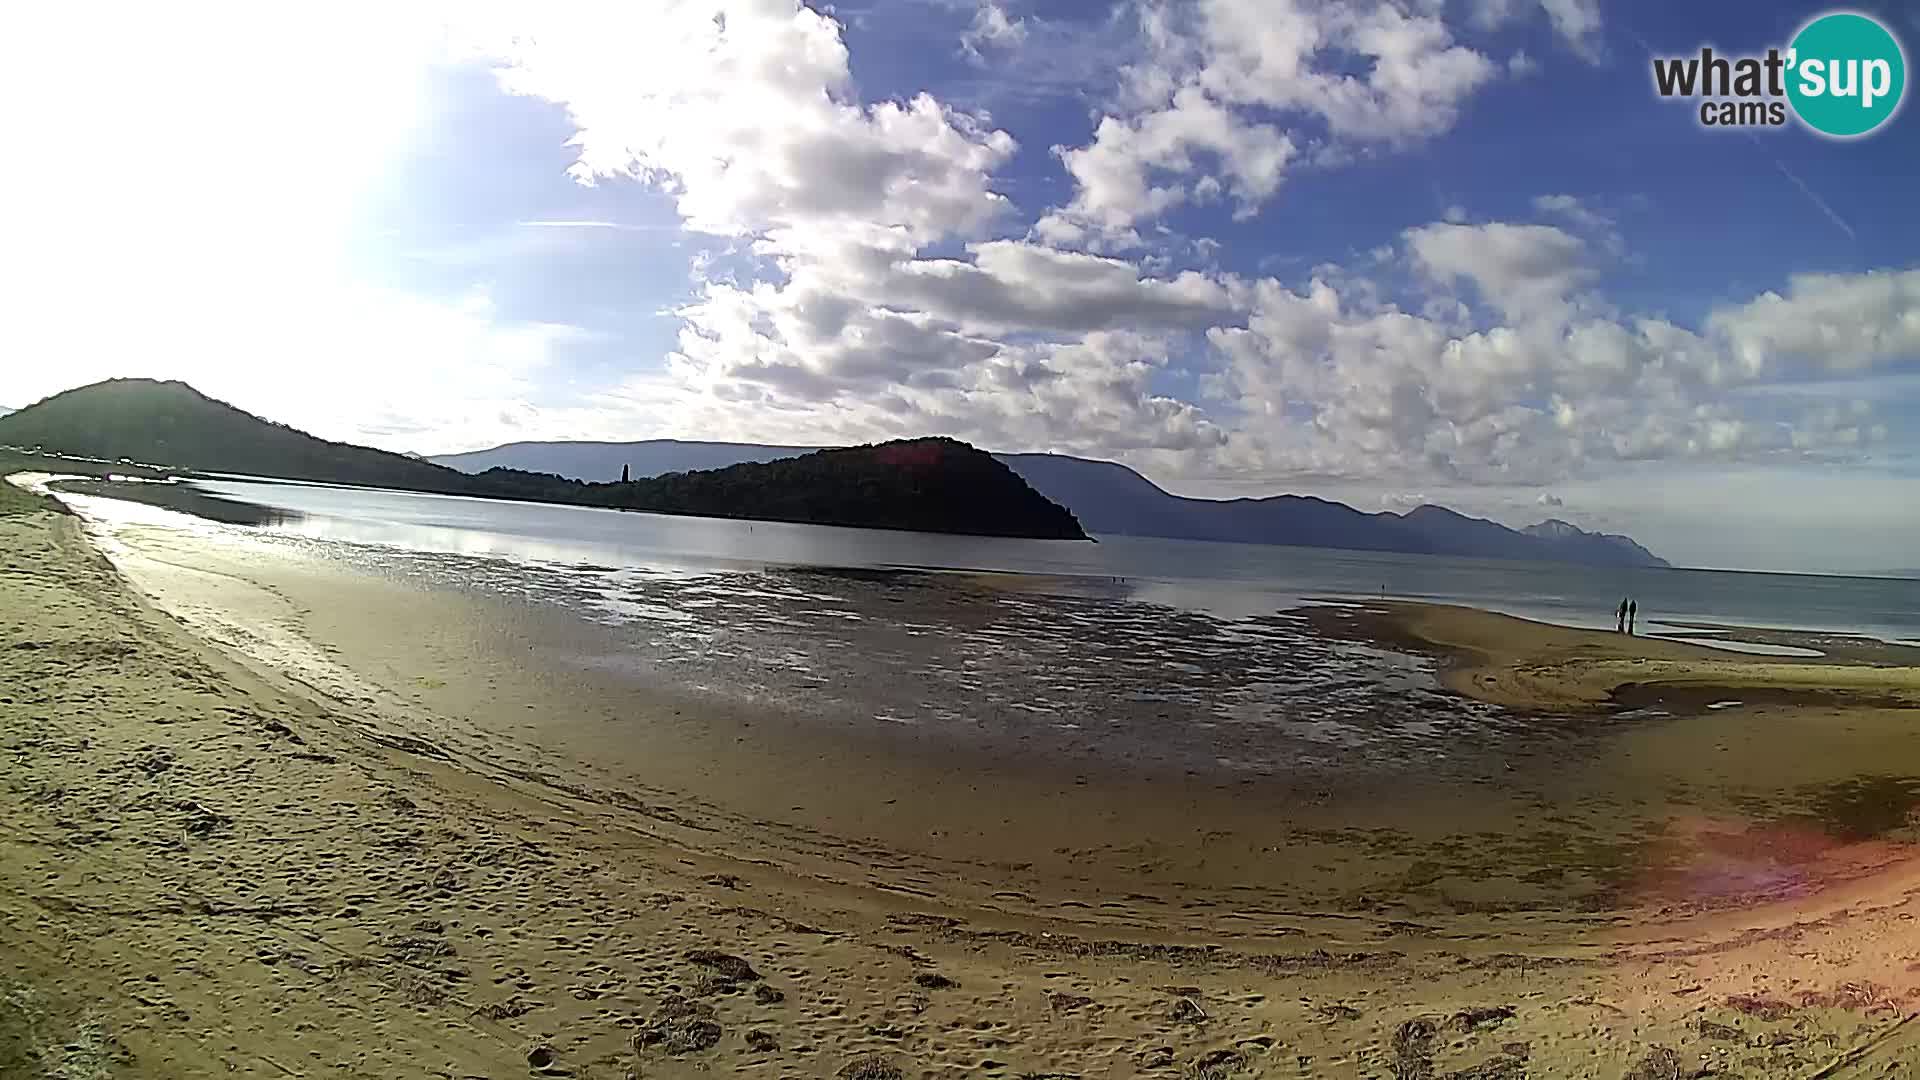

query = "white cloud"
[
  {"left": 449, "top": 2, "right": 1901, "bottom": 495},
  {"left": 1531, "top": 194, "right": 1611, "bottom": 232},
  {"left": 1530, "top": 193, "right": 1623, "bottom": 255},
  {"left": 656, "top": 234, "right": 1244, "bottom": 455},
  {"left": 963, "top": 0, "right": 1029, "bottom": 57},
  {"left": 11, "top": 0, "right": 1909, "bottom": 572},
  {"left": 1708, "top": 269, "right": 1920, "bottom": 377},
  {"left": 659, "top": 287, "right": 1228, "bottom": 456},
  {"left": 1538, "top": 0, "right": 1605, "bottom": 62},
  {"left": 1468, "top": 0, "right": 1605, "bottom": 62},
  {"left": 474, "top": 3, "right": 1017, "bottom": 251},
  {"left": 431, "top": 3, "right": 1264, "bottom": 458},
  {"left": 1177, "top": 1, "right": 1497, "bottom": 141},
  {"left": 1403, "top": 221, "right": 1595, "bottom": 324},
  {"left": 1043, "top": 87, "right": 1296, "bottom": 241},
  {"left": 1204, "top": 245, "right": 1905, "bottom": 489},
  {"left": 884, "top": 241, "right": 1242, "bottom": 333},
  {"left": 1039, "top": 0, "right": 1494, "bottom": 239}
]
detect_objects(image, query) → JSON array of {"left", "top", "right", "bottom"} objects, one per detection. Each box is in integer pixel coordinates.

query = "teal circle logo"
[{"left": 1787, "top": 12, "right": 1906, "bottom": 137}]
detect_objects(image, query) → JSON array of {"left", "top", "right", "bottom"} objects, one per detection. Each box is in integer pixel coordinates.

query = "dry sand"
[{"left": 6, "top": 489, "right": 1920, "bottom": 1078}]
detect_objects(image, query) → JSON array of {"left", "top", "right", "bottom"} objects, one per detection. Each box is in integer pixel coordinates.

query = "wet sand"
[
  {"left": 7, "top": 487, "right": 1920, "bottom": 1077},
  {"left": 1308, "top": 601, "right": 1920, "bottom": 710}
]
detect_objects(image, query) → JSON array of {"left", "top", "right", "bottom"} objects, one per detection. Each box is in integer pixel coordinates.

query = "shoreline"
[
  {"left": 24, "top": 454, "right": 1920, "bottom": 649},
  {"left": 1306, "top": 599, "right": 1920, "bottom": 713},
  {"left": 60, "top": 510, "right": 1670, "bottom": 926},
  {"left": 8, "top": 500, "right": 1920, "bottom": 1075},
  {"left": 34, "top": 486, "right": 1920, "bottom": 926}
]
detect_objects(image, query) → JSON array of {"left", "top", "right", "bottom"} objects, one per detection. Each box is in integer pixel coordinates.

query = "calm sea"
[{"left": 175, "top": 476, "right": 1919, "bottom": 645}]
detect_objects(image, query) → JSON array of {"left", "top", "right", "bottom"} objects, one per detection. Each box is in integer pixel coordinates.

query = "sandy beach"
[{"left": 7, "top": 486, "right": 1920, "bottom": 1078}]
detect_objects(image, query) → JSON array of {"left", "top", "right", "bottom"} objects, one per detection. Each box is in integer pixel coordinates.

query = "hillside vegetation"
[
  {"left": 0, "top": 381, "right": 1086, "bottom": 540},
  {"left": 434, "top": 438, "right": 1671, "bottom": 568}
]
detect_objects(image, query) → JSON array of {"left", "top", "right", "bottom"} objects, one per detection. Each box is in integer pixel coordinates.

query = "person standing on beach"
[
  {"left": 1628, "top": 599, "right": 1638, "bottom": 635},
  {"left": 1617, "top": 597, "right": 1628, "bottom": 633}
]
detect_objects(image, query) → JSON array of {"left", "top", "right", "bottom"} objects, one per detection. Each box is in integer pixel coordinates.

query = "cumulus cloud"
[
  {"left": 1468, "top": 0, "right": 1605, "bottom": 62},
  {"left": 432, "top": 3, "right": 1907, "bottom": 497},
  {"left": 1173, "top": 1, "right": 1497, "bottom": 140},
  {"left": 1403, "top": 221, "right": 1595, "bottom": 324},
  {"left": 1531, "top": 194, "right": 1612, "bottom": 233},
  {"left": 10, "top": 0, "right": 1914, "bottom": 559},
  {"left": 1039, "top": 0, "right": 1495, "bottom": 239},
  {"left": 1205, "top": 248, "right": 1904, "bottom": 488},
  {"left": 885, "top": 241, "right": 1242, "bottom": 333},
  {"left": 659, "top": 234, "right": 1245, "bottom": 454},
  {"left": 664, "top": 296, "right": 1227, "bottom": 454},
  {"left": 1041, "top": 87, "right": 1296, "bottom": 244},
  {"left": 962, "top": 0, "right": 1029, "bottom": 58},
  {"left": 450, "top": 2, "right": 1269, "bottom": 457},
  {"left": 476, "top": 3, "right": 1017, "bottom": 250},
  {"left": 1708, "top": 269, "right": 1920, "bottom": 377},
  {"left": 1537, "top": 0, "right": 1605, "bottom": 61},
  {"left": 1529, "top": 193, "right": 1624, "bottom": 255}
]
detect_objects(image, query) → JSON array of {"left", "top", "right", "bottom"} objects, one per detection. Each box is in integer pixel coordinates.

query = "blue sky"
[{"left": 2, "top": 0, "right": 1916, "bottom": 572}]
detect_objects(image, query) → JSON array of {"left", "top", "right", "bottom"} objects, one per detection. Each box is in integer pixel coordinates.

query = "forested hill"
[
  {"left": 436, "top": 438, "right": 1671, "bottom": 568},
  {"left": 0, "top": 380, "right": 1087, "bottom": 540},
  {"left": 576, "top": 439, "right": 1085, "bottom": 539},
  {"left": 0, "top": 379, "right": 472, "bottom": 491}
]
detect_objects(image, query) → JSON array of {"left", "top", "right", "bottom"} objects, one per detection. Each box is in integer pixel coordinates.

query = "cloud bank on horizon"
[{"left": 1, "top": 0, "right": 1916, "bottom": 572}]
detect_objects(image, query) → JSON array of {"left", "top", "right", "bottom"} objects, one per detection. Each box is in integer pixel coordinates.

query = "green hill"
[
  {"left": 0, "top": 379, "right": 1086, "bottom": 540},
  {"left": 587, "top": 438, "right": 1085, "bottom": 539},
  {"left": 0, "top": 379, "right": 469, "bottom": 492}
]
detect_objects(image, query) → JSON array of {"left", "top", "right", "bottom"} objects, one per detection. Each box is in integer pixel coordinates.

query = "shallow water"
[
  {"left": 202, "top": 517, "right": 1534, "bottom": 781},
  {"left": 166, "top": 475, "right": 1920, "bottom": 643},
  {"left": 42, "top": 477, "right": 1912, "bottom": 784},
  {"left": 41, "top": 479, "right": 1920, "bottom": 917},
  {"left": 1659, "top": 636, "right": 1827, "bottom": 657}
]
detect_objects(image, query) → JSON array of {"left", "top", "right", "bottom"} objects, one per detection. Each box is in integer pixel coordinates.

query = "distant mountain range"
[
  {"left": 435, "top": 439, "right": 1669, "bottom": 567},
  {"left": 0, "top": 380, "right": 1085, "bottom": 540},
  {"left": 0, "top": 379, "right": 1664, "bottom": 563}
]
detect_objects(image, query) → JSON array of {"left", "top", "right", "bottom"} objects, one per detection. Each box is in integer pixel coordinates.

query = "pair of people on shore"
[{"left": 1616, "top": 597, "right": 1638, "bottom": 635}]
